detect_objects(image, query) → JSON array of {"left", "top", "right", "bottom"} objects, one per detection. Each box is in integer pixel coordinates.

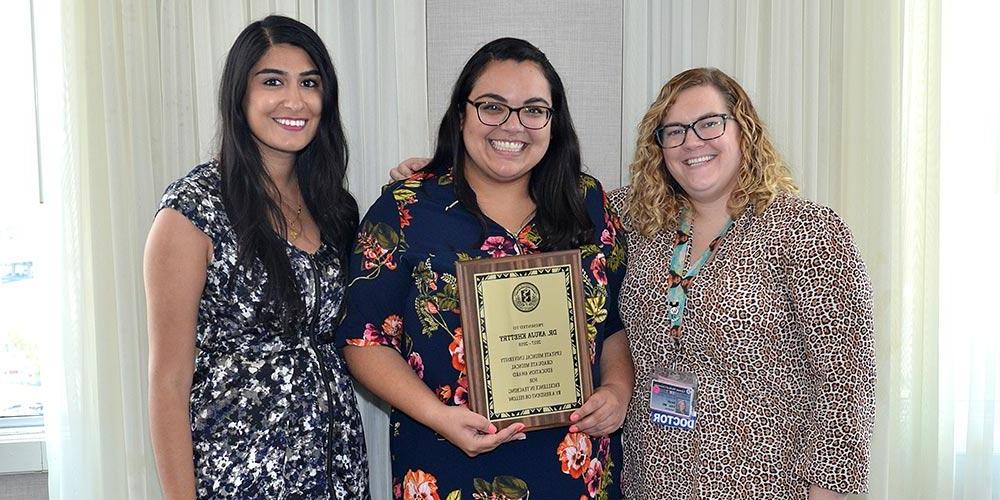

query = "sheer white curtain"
[
  {"left": 42, "top": 0, "right": 165, "bottom": 498},
  {"left": 622, "top": 0, "right": 951, "bottom": 498},
  {"left": 940, "top": 3, "right": 1000, "bottom": 499},
  {"left": 45, "top": 1, "right": 427, "bottom": 498},
  {"left": 623, "top": 0, "right": 856, "bottom": 205},
  {"left": 159, "top": 0, "right": 430, "bottom": 212}
]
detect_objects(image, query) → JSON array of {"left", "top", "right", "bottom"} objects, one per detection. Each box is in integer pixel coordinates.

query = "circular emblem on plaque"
[{"left": 511, "top": 282, "right": 541, "bottom": 313}]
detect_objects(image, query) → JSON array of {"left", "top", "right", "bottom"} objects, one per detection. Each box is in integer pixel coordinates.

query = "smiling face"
[
  {"left": 661, "top": 84, "right": 742, "bottom": 207},
  {"left": 461, "top": 59, "right": 552, "bottom": 190},
  {"left": 244, "top": 43, "right": 322, "bottom": 166}
]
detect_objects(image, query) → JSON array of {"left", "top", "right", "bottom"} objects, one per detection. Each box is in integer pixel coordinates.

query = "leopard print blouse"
[{"left": 609, "top": 187, "right": 875, "bottom": 499}]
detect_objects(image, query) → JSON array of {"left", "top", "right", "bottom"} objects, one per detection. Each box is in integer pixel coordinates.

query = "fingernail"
[
  {"left": 517, "top": 434, "right": 527, "bottom": 440},
  {"left": 569, "top": 425, "right": 578, "bottom": 433},
  {"left": 488, "top": 424, "right": 497, "bottom": 434}
]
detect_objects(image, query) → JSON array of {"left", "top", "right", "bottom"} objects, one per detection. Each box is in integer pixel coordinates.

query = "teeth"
[
  {"left": 275, "top": 118, "right": 306, "bottom": 127},
  {"left": 490, "top": 139, "right": 526, "bottom": 152},
  {"left": 684, "top": 155, "right": 714, "bottom": 166}
]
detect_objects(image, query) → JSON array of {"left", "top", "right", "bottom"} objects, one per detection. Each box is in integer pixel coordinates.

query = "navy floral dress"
[
  {"left": 158, "top": 161, "right": 369, "bottom": 499},
  {"left": 335, "top": 170, "right": 626, "bottom": 500}
]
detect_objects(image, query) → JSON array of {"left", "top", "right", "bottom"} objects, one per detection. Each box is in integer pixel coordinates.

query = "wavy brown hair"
[{"left": 627, "top": 67, "right": 797, "bottom": 238}]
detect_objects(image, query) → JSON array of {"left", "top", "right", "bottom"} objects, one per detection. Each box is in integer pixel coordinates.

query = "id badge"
[{"left": 648, "top": 369, "right": 698, "bottom": 430}]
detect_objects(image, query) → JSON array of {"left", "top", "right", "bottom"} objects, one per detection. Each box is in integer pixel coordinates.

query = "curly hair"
[{"left": 626, "top": 67, "right": 798, "bottom": 238}]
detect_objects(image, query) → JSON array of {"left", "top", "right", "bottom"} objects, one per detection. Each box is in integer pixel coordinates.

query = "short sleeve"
[
  {"left": 606, "top": 186, "right": 629, "bottom": 225},
  {"left": 785, "top": 204, "right": 876, "bottom": 494},
  {"left": 157, "top": 164, "right": 219, "bottom": 238},
  {"left": 334, "top": 185, "right": 412, "bottom": 356}
]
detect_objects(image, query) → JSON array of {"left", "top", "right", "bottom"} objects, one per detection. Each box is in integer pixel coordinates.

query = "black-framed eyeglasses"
[
  {"left": 466, "top": 99, "right": 553, "bottom": 130},
  {"left": 653, "top": 113, "right": 734, "bottom": 148}
]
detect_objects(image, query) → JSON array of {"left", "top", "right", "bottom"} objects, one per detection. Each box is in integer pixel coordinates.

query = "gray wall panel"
[
  {"left": 426, "top": 0, "right": 624, "bottom": 188},
  {"left": 0, "top": 473, "right": 46, "bottom": 500}
]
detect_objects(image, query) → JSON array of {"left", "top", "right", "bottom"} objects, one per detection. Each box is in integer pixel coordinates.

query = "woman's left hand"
[{"left": 568, "top": 382, "right": 629, "bottom": 436}]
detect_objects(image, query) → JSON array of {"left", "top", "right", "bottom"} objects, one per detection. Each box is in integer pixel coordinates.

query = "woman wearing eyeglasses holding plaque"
[
  {"left": 336, "top": 38, "right": 633, "bottom": 499},
  {"left": 613, "top": 68, "right": 875, "bottom": 499}
]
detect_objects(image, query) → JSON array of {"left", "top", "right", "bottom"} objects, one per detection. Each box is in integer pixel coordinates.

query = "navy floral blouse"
[
  {"left": 336, "top": 170, "right": 626, "bottom": 499},
  {"left": 158, "top": 162, "right": 369, "bottom": 499}
]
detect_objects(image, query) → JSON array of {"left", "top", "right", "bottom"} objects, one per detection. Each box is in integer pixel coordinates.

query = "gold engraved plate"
[{"left": 456, "top": 250, "right": 593, "bottom": 431}]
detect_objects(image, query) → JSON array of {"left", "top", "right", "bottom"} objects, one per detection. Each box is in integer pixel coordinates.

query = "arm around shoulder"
[{"left": 606, "top": 185, "right": 630, "bottom": 220}]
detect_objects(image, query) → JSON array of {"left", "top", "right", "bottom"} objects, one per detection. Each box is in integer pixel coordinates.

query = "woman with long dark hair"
[
  {"left": 337, "top": 38, "right": 633, "bottom": 499},
  {"left": 144, "top": 15, "right": 368, "bottom": 499}
]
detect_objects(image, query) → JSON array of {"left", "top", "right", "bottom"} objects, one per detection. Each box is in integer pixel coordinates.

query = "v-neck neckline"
[{"left": 286, "top": 238, "right": 324, "bottom": 258}]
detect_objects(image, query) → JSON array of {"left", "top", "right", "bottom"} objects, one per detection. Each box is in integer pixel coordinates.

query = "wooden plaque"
[{"left": 455, "top": 249, "right": 593, "bottom": 431}]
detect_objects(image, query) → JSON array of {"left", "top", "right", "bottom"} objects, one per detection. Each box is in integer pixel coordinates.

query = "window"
[{"left": 0, "top": 0, "right": 45, "bottom": 432}]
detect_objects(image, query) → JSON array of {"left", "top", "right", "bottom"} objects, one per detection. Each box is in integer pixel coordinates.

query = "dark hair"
[
  {"left": 218, "top": 15, "right": 358, "bottom": 324},
  {"left": 426, "top": 37, "right": 591, "bottom": 251}
]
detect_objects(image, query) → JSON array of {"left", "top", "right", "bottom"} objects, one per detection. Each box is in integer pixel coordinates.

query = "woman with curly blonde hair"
[
  {"left": 626, "top": 67, "right": 797, "bottom": 237},
  {"left": 610, "top": 67, "right": 875, "bottom": 499}
]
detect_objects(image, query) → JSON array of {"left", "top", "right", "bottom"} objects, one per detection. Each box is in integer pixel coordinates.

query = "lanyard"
[{"left": 664, "top": 210, "right": 732, "bottom": 338}]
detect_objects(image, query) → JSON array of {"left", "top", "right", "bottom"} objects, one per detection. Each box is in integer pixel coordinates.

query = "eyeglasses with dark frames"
[
  {"left": 653, "top": 113, "right": 734, "bottom": 148},
  {"left": 466, "top": 99, "right": 553, "bottom": 130}
]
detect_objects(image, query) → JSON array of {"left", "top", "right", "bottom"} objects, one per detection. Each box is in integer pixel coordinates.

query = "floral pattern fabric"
[
  {"left": 337, "top": 171, "right": 626, "bottom": 499},
  {"left": 158, "top": 162, "right": 369, "bottom": 499}
]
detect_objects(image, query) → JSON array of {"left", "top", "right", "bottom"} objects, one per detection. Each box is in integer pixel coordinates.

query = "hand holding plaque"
[{"left": 456, "top": 249, "right": 592, "bottom": 431}]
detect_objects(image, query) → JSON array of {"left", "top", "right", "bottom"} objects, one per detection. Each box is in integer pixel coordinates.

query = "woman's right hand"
[
  {"left": 389, "top": 157, "right": 431, "bottom": 181},
  {"left": 430, "top": 405, "right": 526, "bottom": 457},
  {"left": 343, "top": 345, "right": 526, "bottom": 457}
]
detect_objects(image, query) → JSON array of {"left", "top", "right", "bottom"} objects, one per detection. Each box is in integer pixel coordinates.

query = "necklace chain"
[{"left": 280, "top": 198, "right": 303, "bottom": 242}]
